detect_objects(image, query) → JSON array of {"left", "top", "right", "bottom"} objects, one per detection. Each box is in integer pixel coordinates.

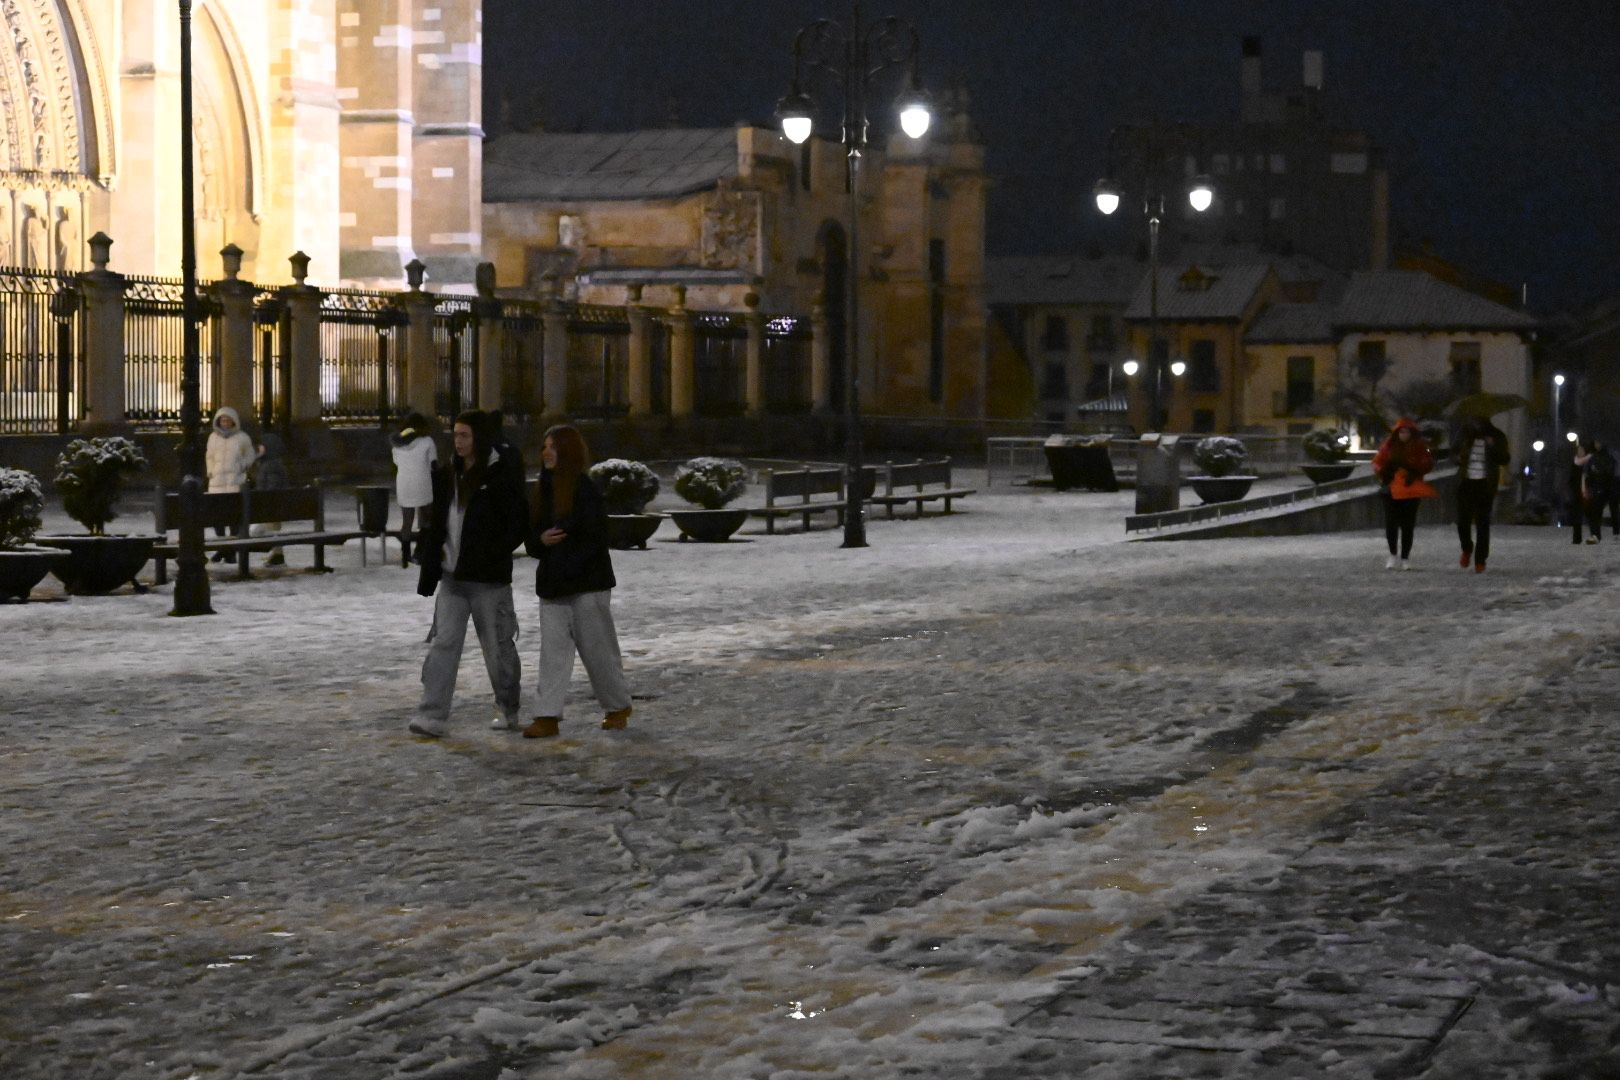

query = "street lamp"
[
  {"left": 1094, "top": 126, "right": 1213, "bottom": 432},
  {"left": 777, "top": 3, "right": 931, "bottom": 549},
  {"left": 171, "top": 0, "right": 212, "bottom": 616}
]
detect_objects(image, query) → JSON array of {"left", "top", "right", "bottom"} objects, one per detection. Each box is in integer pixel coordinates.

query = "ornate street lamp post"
[
  {"left": 1093, "top": 126, "right": 1213, "bottom": 433},
  {"left": 171, "top": 0, "right": 213, "bottom": 616},
  {"left": 777, "top": 3, "right": 932, "bottom": 548}
]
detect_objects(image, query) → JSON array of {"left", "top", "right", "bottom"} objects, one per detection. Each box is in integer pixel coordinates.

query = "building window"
[
  {"left": 1189, "top": 339, "right": 1219, "bottom": 392},
  {"left": 1040, "top": 313, "right": 1069, "bottom": 352},
  {"left": 1331, "top": 151, "right": 1369, "bottom": 174},
  {"left": 1268, "top": 197, "right": 1287, "bottom": 220},
  {"left": 1286, "top": 354, "right": 1315, "bottom": 415},
  {"left": 1449, "top": 341, "right": 1482, "bottom": 395},
  {"left": 1085, "top": 361, "right": 1111, "bottom": 401},
  {"left": 1193, "top": 408, "right": 1216, "bottom": 433},
  {"left": 1270, "top": 153, "right": 1287, "bottom": 174},
  {"left": 1087, "top": 314, "right": 1114, "bottom": 352},
  {"left": 1356, "top": 339, "right": 1388, "bottom": 384},
  {"left": 1042, "top": 361, "right": 1069, "bottom": 400}
]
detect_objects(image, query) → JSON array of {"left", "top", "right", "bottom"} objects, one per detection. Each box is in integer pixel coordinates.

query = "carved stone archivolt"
[{"left": 0, "top": 0, "right": 88, "bottom": 175}]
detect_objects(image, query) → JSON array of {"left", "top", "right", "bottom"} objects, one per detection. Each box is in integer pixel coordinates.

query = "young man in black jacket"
[{"left": 409, "top": 411, "right": 526, "bottom": 738}]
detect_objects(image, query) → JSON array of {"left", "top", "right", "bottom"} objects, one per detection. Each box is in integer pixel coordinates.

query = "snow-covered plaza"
[{"left": 4, "top": 473, "right": 1618, "bottom": 1079}]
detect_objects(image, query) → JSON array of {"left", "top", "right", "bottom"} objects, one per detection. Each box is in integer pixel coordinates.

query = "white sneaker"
[
  {"left": 1384, "top": 555, "right": 1398, "bottom": 570},
  {"left": 1400, "top": 559, "right": 1412, "bottom": 571},
  {"left": 491, "top": 711, "right": 521, "bottom": 731}
]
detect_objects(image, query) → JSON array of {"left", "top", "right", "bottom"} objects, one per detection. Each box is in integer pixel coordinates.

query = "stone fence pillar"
[
  {"left": 399, "top": 259, "right": 439, "bottom": 419},
  {"left": 810, "top": 293, "right": 832, "bottom": 414},
  {"left": 541, "top": 281, "right": 570, "bottom": 419},
  {"left": 625, "top": 283, "right": 654, "bottom": 417},
  {"left": 77, "top": 232, "right": 128, "bottom": 433},
  {"left": 212, "top": 243, "right": 257, "bottom": 420},
  {"left": 667, "top": 286, "right": 695, "bottom": 419},
  {"left": 283, "top": 252, "right": 324, "bottom": 428},
  {"left": 744, "top": 292, "right": 766, "bottom": 417}
]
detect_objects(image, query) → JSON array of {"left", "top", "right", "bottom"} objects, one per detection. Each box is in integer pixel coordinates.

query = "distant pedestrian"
[
  {"left": 522, "top": 424, "right": 632, "bottom": 739},
  {"left": 391, "top": 412, "right": 437, "bottom": 567},
  {"left": 1570, "top": 436, "right": 1614, "bottom": 545},
  {"left": 409, "top": 410, "right": 526, "bottom": 739},
  {"left": 1600, "top": 439, "right": 1620, "bottom": 539},
  {"left": 1371, "top": 418, "right": 1437, "bottom": 571},
  {"left": 205, "top": 405, "right": 256, "bottom": 562},
  {"left": 251, "top": 430, "right": 290, "bottom": 567},
  {"left": 1453, "top": 416, "right": 1510, "bottom": 573}
]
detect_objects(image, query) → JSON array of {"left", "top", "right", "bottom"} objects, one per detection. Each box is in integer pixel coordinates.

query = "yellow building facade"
[{"left": 0, "top": 0, "right": 482, "bottom": 288}]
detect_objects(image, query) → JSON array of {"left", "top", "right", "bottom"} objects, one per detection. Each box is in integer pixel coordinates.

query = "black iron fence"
[
  {"left": 0, "top": 267, "right": 81, "bottom": 434},
  {"left": 566, "top": 304, "right": 629, "bottom": 419},
  {"left": 124, "top": 275, "right": 221, "bottom": 430},
  {"left": 320, "top": 288, "right": 406, "bottom": 427},
  {"left": 434, "top": 297, "right": 477, "bottom": 424},
  {"left": 498, "top": 301, "right": 544, "bottom": 423},
  {"left": 764, "top": 315, "right": 812, "bottom": 413},
  {"left": 694, "top": 313, "right": 745, "bottom": 417}
]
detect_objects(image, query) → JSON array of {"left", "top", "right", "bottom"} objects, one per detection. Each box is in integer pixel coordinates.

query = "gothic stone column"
[
  {"left": 78, "top": 233, "right": 128, "bottom": 434},
  {"left": 337, "top": 0, "right": 416, "bottom": 285},
  {"left": 212, "top": 244, "right": 257, "bottom": 419}
]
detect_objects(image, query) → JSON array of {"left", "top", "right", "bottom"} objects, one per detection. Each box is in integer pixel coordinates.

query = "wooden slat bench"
[
  {"left": 747, "top": 465, "right": 878, "bottom": 534},
  {"left": 151, "top": 483, "right": 369, "bottom": 584},
  {"left": 869, "top": 458, "right": 976, "bottom": 518}
]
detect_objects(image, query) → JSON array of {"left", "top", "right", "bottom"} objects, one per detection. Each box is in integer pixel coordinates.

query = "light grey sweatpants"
[
  {"left": 535, "top": 589, "right": 631, "bottom": 718},
  {"left": 418, "top": 575, "right": 521, "bottom": 724}
]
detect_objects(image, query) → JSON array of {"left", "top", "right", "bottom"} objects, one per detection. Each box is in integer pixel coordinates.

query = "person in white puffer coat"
[{"left": 205, "top": 406, "right": 257, "bottom": 560}]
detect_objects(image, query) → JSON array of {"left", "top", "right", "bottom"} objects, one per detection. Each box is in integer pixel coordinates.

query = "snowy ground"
[{"left": 3, "top": 471, "right": 1619, "bottom": 1080}]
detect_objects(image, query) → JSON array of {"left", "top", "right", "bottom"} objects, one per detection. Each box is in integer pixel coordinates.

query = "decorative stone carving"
[
  {"left": 701, "top": 188, "right": 759, "bottom": 269},
  {"left": 0, "top": 198, "right": 11, "bottom": 264},
  {"left": 53, "top": 202, "right": 75, "bottom": 270},
  {"left": 21, "top": 202, "right": 45, "bottom": 267}
]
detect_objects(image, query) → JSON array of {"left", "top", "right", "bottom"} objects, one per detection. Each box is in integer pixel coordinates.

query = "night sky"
[{"left": 482, "top": 1, "right": 1619, "bottom": 314}]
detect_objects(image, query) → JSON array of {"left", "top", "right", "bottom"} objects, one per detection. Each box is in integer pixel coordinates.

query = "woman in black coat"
[
  {"left": 409, "top": 410, "right": 527, "bottom": 738},
  {"left": 522, "top": 424, "right": 631, "bottom": 738}
]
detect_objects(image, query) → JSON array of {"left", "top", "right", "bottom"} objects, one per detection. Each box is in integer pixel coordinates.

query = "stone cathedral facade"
[{"left": 0, "top": 0, "right": 482, "bottom": 288}]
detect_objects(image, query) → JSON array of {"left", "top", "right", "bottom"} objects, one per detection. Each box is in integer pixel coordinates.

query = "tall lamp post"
[
  {"left": 1093, "top": 127, "right": 1213, "bottom": 432},
  {"left": 776, "top": 3, "right": 932, "bottom": 548},
  {"left": 171, "top": 0, "right": 212, "bottom": 616},
  {"left": 1552, "top": 373, "right": 1565, "bottom": 525}
]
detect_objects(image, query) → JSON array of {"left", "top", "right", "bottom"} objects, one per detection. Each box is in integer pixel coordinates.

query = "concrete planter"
[
  {"left": 670, "top": 508, "right": 747, "bottom": 543},
  {"left": 1188, "top": 476, "right": 1256, "bottom": 504},
  {"left": 36, "top": 534, "right": 158, "bottom": 594},
  {"left": 606, "top": 513, "right": 664, "bottom": 550},
  {"left": 1300, "top": 462, "right": 1356, "bottom": 484},
  {"left": 0, "top": 546, "right": 71, "bottom": 601}
]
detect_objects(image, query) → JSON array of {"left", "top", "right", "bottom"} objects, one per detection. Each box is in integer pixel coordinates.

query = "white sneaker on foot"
[
  {"left": 1385, "top": 555, "right": 1398, "bottom": 570},
  {"left": 1400, "top": 558, "right": 1412, "bottom": 571},
  {"left": 491, "top": 711, "right": 521, "bottom": 731}
]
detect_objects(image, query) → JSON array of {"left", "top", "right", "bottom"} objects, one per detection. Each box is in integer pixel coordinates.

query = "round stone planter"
[
  {"left": 606, "top": 512, "right": 664, "bottom": 550},
  {"left": 36, "top": 534, "right": 158, "bottom": 594},
  {"left": 1300, "top": 462, "right": 1356, "bottom": 484},
  {"left": 0, "top": 546, "right": 70, "bottom": 601},
  {"left": 1188, "top": 475, "right": 1257, "bottom": 505},
  {"left": 669, "top": 508, "right": 748, "bottom": 543}
]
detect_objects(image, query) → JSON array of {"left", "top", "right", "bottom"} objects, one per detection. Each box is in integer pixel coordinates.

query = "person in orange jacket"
[{"left": 1371, "top": 418, "right": 1437, "bottom": 570}]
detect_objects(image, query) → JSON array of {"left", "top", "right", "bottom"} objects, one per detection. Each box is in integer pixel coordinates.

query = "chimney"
[
  {"left": 1241, "top": 36, "right": 1263, "bottom": 99},
  {"left": 1303, "top": 50, "right": 1324, "bottom": 90}
]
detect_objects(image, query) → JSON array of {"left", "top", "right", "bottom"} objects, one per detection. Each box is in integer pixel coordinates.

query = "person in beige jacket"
[{"left": 205, "top": 406, "right": 256, "bottom": 560}]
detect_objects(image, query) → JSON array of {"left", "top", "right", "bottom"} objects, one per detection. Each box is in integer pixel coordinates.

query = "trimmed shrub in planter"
[
  {"left": 1189, "top": 436, "right": 1255, "bottom": 503},
  {"left": 1191, "top": 436, "right": 1250, "bottom": 478},
  {"left": 589, "top": 458, "right": 661, "bottom": 515},
  {"left": 673, "top": 457, "right": 748, "bottom": 509},
  {"left": 1300, "top": 427, "right": 1356, "bottom": 483},
  {"left": 0, "top": 467, "right": 67, "bottom": 601},
  {"left": 671, "top": 456, "right": 749, "bottom": 542},
  {"left": 39, "top": 437, "right": 156, "bottom": 593}
]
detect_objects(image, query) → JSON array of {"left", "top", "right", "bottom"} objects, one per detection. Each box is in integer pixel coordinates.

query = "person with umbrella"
[{"left": 1453, "top": 416, "right": 1511, "bottom": 572}]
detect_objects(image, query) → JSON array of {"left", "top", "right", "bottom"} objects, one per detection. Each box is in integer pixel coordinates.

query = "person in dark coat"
[
  {"left": 521, "top": 424, "right": 631, "bottom": 739},
  {"left": 1452, "top": 416, "right": 1511, "bottom": 573},
  {"left": 1371, "top": 418, "right": 1437, "bottom": 570},
  {"left": 252, "top": 431, "right": 291, "bottom": 567},
  {"left": 1570, "top": 436, "right": 1614, "bottom": 545},
  {"left": 409, "top": 410, "right": 526, "bottom": 738}
]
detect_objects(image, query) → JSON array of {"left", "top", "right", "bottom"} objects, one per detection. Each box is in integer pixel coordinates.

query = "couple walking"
[
  {"left": 1373, "top": 416, "right": 1510, "bottom": 572},
  {"left": 406, "top": 413, "right": 631, "bottom": 740}
]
